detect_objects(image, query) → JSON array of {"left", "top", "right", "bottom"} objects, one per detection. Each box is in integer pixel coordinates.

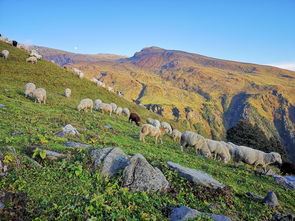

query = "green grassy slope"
[{"left": 0, "top": 42, "right": 294, "bottom": 220}]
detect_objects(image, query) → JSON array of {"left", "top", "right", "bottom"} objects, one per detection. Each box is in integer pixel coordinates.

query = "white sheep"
[
  {"left": 91, "top": 78, "right": 99, "bottom": 84},
  {"left": 77, "top": 98, "right": 93, "bottom": 112},
  {"left": 107, "top": 86, "right": 114, "bottom": 92},
  {"left": 94, "top": 99, "right": 102, "bottom": 107},
  {"left": 24, "top": 83, "right": 36, "bottom": 97},
  {"left": 152, "top": 119, "right": 161, "bottom": 128},
  {"left": 232, "top": 145, "right": 282, "bottom": 171},
  {"left": 122, "top": 107, "right": 130, "bottom": 118},
  {"left": 26, "top": 56, "right": 37, "bottom": 64},
  {"left": 146, "top": 118, "right": 154, "bottom": 124},
  {"left": 172, "top": 129, "right": 182, "bottom": 142},
  {"left": 1, "top": 50, "right": 9, "bottom": 59},
  {"left": 31, "top": 88, "right": 47, "bottom": 104},
  {"left": 117, "top": 91, "right": 123, "bottom": 97},
  {"left": 161, "top": 122, "right": 172, "bottom": 134},
  {"left": 71, "top": 68, "right": 84, "bottom": 79},
  {"left": 109, "top": 103, "right": 117, "bottom": 112},
  {"left": 115, "top": 107, "right": 123, "bottom": 115},
  {"left": 96, "top": 81, "right": 105, "bottom": 87},
  {"left": 95, "top": 103, "right": 112, "bottom": 116},
  {"left": 64, "top": 88, "right": 71, "bottom": 98},
  {"left": 205, "top": 139, "right": 231, "bottom": 163},
  {"left": 180, "top": 131, "right": 211, "bottom": 158},
  {"left": 30, "top": 50, "right": 42, "bottom": 60},
  {"left": 139, "top": 124, "right": 168, "bottom": 144},
  {"left": 222, "top": 141, "right": 236, "bottom": 157}
]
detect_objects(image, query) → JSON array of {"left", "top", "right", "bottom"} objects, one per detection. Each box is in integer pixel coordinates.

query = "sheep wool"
[
  {"left": 1, "top": 50, "right": 9, "bottom": 59},
  {"left": 77, "top": 98, "right": 93, "bottom": 112},
  {"left": 32, "top": 88, "right": 47, "bottom": 104},
  {"left": 64, "top": 88, "right": 71, "bottom": 98},
  {"left": 24, "top": 83, "right": 36, "bottom": 97}
]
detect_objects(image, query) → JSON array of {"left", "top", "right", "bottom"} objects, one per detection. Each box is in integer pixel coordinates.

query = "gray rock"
[
  {"left": 170, "top": 206, "right": 232, "bottom": 221},
  {"left": 45, "top": 150, "right": 66, "bottom": 160},
  {"left": 122, "top": 153, "right": 169, "bottom": 192},
  {"left": 167, "top": 162, "right": 225, "bottom": 189},
  {"left": 11, "top": 131, "right": 24, "bottom": 135},
  {"left": 64, "top": 141, "right": 91, "bottom": 149},
  {"left": 273, "top": 175, "right": 295, "bottom": 189},
  {"left": 0, "top": 202, "right": 4, "bottom": 209},
  {"left": 91, "top": 147, "right": 129, "bottom": 177},
  {"left": 55, "top": 124, "right": 79, "bottom": 137},
  {"left": 104, "top": 125, "right": 113, "bottom": 129},
  {"left": 0, "top": 151, "right": 3, "bottom": 160},
  {"left": 270, "top": 213, "right": 295, "bottom": 221},
  {"left": 246, "top": 192, "right": 263, "bottom": 201},
  {"left": 262, "top": 192, "right": 280, "bottom": 208},
  {"left": 0, "top": 104, "right": 5, "bottom": 108}
]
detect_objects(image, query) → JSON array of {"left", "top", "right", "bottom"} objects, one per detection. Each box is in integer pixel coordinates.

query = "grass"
[{"left": 0, "top": 41, "right": 294, "bottom": 220}]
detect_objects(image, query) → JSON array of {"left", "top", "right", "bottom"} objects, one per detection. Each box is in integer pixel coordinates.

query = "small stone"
[
  {"left": 0, "top": 202, "right": 4, "bottom": 209},
  {"left": 11, "top": 131, "right": 24, "bottom": 135},
  {"left": 45, "top": 150, "right": 66, "bottom": 160},
  {"left": 55, "top": 124, "right": 79, "bottom": 137},
  {"left": 104, "top": 125, "right": 113, "bottom": 129},
  {"left": 64, "top": 141, "right": 91, "bottom": 149},
  {"left": 262, "top": 192, "right": 280, "bottom": 208},
  {"left": 0, "top": 104, "right": 5, "bottom": 108}
]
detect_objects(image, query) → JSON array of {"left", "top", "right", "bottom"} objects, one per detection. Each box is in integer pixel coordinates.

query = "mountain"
[{"left": 33, "top": 46, "right": 295, "bottom": 163}]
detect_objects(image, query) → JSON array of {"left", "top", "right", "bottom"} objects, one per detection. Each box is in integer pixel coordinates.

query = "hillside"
[
  {"left": 36, "top": 46, "right": 295, "bottom": 163},
  {"left": 1, "top": 41, "right": 295, "bottom": 220}
]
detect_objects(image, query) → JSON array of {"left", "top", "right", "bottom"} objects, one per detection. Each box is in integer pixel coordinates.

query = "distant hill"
[{"left": 34, "top": 45, "right": 295, "bottom": 163}]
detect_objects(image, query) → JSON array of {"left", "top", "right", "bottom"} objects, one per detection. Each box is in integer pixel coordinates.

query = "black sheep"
[
  {"left": 280, "top": 162, "right": 295, "bottom": 175},
  {"left": 12, "top": 40, "right": 18, "bottom": 47},
  {"left": 129, "top": 112, "right": 141, "bottom": 126}
]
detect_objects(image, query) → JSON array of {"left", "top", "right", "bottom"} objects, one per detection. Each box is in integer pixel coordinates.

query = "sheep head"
[{"left": 269, "top": 152, "right": 282, "bottom": 165}]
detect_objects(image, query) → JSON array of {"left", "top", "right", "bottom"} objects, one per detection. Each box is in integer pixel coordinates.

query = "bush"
[{"left": 226, "top": 120, "right": 288, "bottom": 161}]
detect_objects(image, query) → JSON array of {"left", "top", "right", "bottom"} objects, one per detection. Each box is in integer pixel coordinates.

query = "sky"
[{"left": 0, "top": 0, "right": 294, "bottom": 70}]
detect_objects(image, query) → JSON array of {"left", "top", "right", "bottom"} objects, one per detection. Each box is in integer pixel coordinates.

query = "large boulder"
[
  {"left": 262, "top": 192, "right": 280, "bottom": 208},
  {"left": 91, "top": 147, "right": 129, "bottom": 177},
  {"left": 167, "top": 162, "right": 225, "bottom": 189},
  {"left": 170, "top": 206, "right": 232, "bottom": 221},
  {"left": 273, "top": 175, "right": 295, "bottom": 189},
  {"left": 122, "top": 153, "right": 169, "bottom": 192}
]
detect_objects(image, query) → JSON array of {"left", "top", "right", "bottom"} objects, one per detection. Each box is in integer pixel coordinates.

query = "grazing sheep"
[
  {"left": 31, "top": 88, "right": 47, "bottom": 104},
  {"left": 280, "top": 162, "right": 295, "bottom": 175},
  {"left": 64, "top": 88, "right": 71, "bottom": 98},
  {"left": 12, "top": 40, "right": 18, "bottom": 47},
  {"left": 115, "top": 107, "right": 123, "bottom": 115},
  {"left": 77, "top": 98, "right": 93, "bottom": 112},
  {"left": 71, "top": 67, "right": 84, "bottom": 79},
  {"left": 91, "top": 78, "right": 99, "bottom": 84},
  {"left": 172, "top": 129, "right": 182, "bottom": 142},
  {"left": 19, "top": 45, "right": 30, "bottom": 52},
  {"left": 110, "top": 103, "right": 117, "bottom": 112},
  {"left": 122, "top": 107, "right": 130, "bottom": 118},
  {"left": 160, "top": 122, "right": 172, "bottom": 134},
  {"left": 94, "top": 99, "right": 102, "bottom": 107},
  {"left": 24, "top": 83, "right": 36, "bottom": 97},
  {"left": 232, "top": 145, "right": 282, "bottom": 171},
  {"left": 107, "top": 86, "right": 114, "bottom": 92},
  {"left": 30, "top": 50, "right": 42, "bottom": 60},
  {"left": 1, "top": 50, "right": 9, "bottom": 59},
  {"left": 139, "top": 124, "right": 168, "bottom": 144},
  {"left": 222, "top": 141, "right": 236, "bottom": 157},
  {"left": 152, "top": 119, "right": 161, "bottom": 128},
  {"left": 180, "top": 131, "right": 211, "bottom": 158},
  {"left": 117, "top": 91, "right": 124, "bottom": 97},
  {"left": 205, "top": 139, "right": 231, "bottom": 163},
  {"left": 96, "top": 81, "right": 105, "bottom": 87},
  {"left": 95, "top": 103, "right": 112, "bottom": 116},
  {"left": 129, "top": 112, "right": 141, "bottom": 126},
  {"left": 146, "top": 118, "right": 154, "bottom": 124},
  {"left": 26, "top": 56, "right": 37, "bottom": 64}
]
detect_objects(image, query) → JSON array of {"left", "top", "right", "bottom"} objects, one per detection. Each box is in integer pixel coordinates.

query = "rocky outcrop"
[
  {"left": 122, "top": 154, "right": 169, "bottom": 192},
  {"left": 91, "top": 148, "right": 129, "bottom": 177},
  {"left": 64, "top": 142, "right": 91, "bottom": 149},
  {"left": 262, "top": 192, "right": 280, "bottom": 208},
  {"left": 55, "top": 124, "right": 79, "bottom": 137},
  {"left": 167, "top": 162, "right": 225, "bottom": 189},
  {"left": 170, "top": 206, "right": 231, "bottom": 221}
]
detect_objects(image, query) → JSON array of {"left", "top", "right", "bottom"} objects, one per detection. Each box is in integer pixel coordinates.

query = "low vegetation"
[{"left": 0, "top": 42, "right": 294, "bottom": 220}]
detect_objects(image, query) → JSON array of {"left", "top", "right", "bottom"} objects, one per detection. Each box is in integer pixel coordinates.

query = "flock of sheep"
[
  {"left": 1, "top": 35, "right": 284, "bottom": 173},
  {"left": 139, "top": 117, "right": 282, "bottom": 172}
]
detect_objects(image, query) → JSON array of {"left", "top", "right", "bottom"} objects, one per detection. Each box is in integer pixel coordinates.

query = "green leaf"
[{"left": 40, "top": 150, "right": 47, "bottom": 159}]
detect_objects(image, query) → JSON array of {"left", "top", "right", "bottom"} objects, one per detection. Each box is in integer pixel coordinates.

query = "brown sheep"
[
  {"left": 129, "top": 112, "right": 141, "bottom": 126},
  {"left": 139, "top": 124, "right": 168, "bottom": 144}
]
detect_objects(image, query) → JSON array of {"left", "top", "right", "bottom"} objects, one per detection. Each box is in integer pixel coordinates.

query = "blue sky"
[{"left": 0, "top": 0, "right": 294, "bottom": 70}]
